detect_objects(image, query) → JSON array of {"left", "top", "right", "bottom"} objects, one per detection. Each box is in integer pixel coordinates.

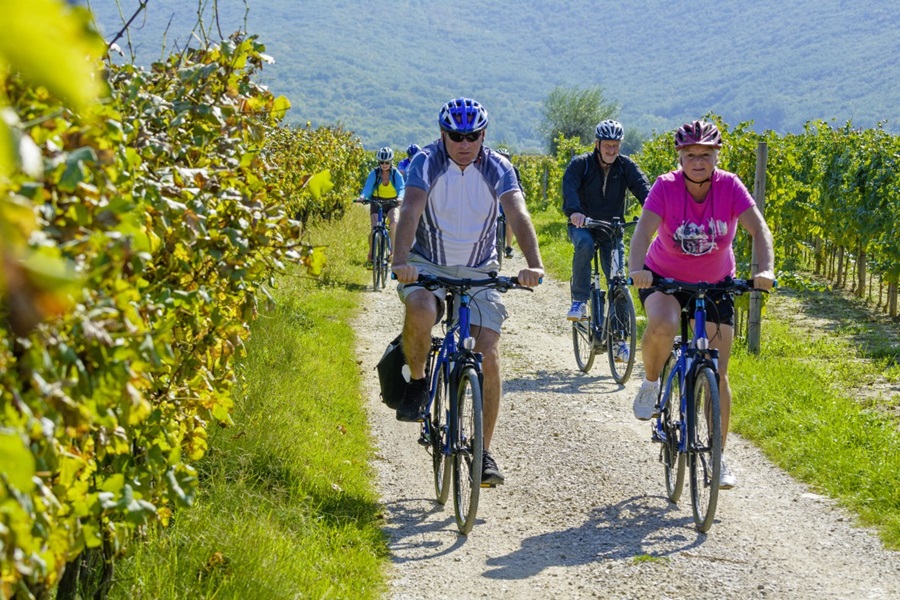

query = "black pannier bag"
[{"left": 376, "top": 334, "right": 408, "bottom": 409}]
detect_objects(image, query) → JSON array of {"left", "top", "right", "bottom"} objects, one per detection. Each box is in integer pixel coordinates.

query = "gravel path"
[{"left": 354, "top": 253, "right": 900, "bottom": 600}]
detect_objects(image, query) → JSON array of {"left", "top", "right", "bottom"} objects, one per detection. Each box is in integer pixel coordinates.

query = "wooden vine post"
[{"left": 749, "top": 142, "right": 768, "bottom": 353}]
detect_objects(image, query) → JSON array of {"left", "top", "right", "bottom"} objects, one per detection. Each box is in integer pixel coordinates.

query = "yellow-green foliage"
[{"left": 1, "top": 25, "right": 364, "bottom": 597}]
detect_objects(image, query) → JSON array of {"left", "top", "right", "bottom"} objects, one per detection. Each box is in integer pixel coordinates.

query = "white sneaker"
[
  {"left": 633, "top": 380, "right": 659, "bottom": 420},
  {"left": 614, "top": 340, "right": 629, "bottom": 363},
  {"left": 719, "top": 455, "right": 737, "bottom": 489},
  {"left": 567, "top": 301, "right": 587, "bottom": 321}
]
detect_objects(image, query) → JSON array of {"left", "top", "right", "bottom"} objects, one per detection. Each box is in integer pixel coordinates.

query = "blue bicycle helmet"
[
  {"left": 406, "top": 143, "right": 421, "bottom": 158},
  {"left": 595, "top": 119, "right": 625, "bottom": 141},
  {"left": 438, "top": 97, "right": 489, "bottom": 133},
  {"left": 376, "top": 147, "right": 394, "bottom": 162}
]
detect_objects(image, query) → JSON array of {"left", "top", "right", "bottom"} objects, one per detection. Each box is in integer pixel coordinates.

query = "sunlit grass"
[{"left": 109, "top": 209, "right": 388, "bottom": 599}]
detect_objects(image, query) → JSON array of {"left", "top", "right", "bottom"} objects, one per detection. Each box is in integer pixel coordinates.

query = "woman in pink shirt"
[{"left": 628, "top": 119, "right": 775, "bottom": 490}]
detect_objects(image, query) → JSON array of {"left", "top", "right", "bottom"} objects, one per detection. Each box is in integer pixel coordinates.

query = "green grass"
[
  {"left": 730, "top": 318, "right": 900, "bottom": 548},
  {"left": 109, "top": 210, "right": 387, "bottom": 599}
]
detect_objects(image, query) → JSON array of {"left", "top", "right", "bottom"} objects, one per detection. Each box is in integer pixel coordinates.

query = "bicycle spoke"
[
  {"left": 453, "top": 367, "right": 482, "bottom": 535},
  {"left": 689, "top": 366, "right": 721, "bottom": 532},
  {"left": 607, "top": 286, "right": 637, "bottom": 384}
]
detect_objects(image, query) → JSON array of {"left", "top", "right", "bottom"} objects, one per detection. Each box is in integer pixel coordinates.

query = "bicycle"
[
  {"left": 354, "top": 197, "right": 394, "bottom": 290},
  {"left": 571, "top": 217, "right": 638, "bottom": 384},
  {"left": 404, "top": 273, "right": 534, "bottom": 535},
  {"left": 646, "top": 276, "right": 769, "bottom": 532}
]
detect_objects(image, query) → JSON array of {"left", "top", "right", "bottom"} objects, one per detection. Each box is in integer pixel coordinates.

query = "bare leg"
[
  {"left": 401, "top": 289, "right": 437, "bottom": 380},
  {"left": 471, "top": 325, "right": 501, "bottom": 450}
]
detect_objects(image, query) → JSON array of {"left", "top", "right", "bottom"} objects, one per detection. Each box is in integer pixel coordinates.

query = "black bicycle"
[
  {"left": 406, "top": 273, "right": 533, "bottom": 535},
  {"left": 354, "top": 197, "right": 393, "bottom": 290},
  {"left": 571, "top": 217, "right": 638, "bottom": 383},
  {"left": 647, "top": 276, "right": 770, "bottom": 532}
]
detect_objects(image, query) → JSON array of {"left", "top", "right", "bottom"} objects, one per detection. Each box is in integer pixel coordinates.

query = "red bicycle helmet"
[{"left": 674, "top": 120, "right": 722, "bottom": 149}]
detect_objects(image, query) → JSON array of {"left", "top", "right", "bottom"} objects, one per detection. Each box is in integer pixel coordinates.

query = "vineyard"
[
  {"left": 2, "top": 3, "right": 899, "bottom": 599},
  {"left": 514, "top": 120, "right": 900, "bottom": 319}
]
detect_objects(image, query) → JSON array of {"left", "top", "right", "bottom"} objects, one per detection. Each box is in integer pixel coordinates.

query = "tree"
[{"left": 539, "top": 85, "right": 620, "bottom": 153}]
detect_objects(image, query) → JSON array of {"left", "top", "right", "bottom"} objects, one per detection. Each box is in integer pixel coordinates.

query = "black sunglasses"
[
  {"left": 378, "top": 161, "right": 392, "bottom": 165},
  {"left": 445, "top": 130, "right": 482, "bottom": 143}
]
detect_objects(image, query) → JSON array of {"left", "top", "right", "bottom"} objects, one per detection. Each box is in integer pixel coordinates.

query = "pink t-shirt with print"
[{"left": 644, "top": 169, "right": 756, "bottom": 283}]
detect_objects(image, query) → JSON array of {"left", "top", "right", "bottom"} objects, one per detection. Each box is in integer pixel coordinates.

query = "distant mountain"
[{"left": 86, "top": 0, "right": 899, "bottom": 152}]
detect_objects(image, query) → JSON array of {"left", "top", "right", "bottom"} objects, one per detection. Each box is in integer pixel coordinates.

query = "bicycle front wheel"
[
  {"left": 689, "top": 365, "right": 722, "bottom": 532},
  {"left": 453, "top": 366, "right": 483, "bottom": 535},
  {"left": 378, "top": 229, "right": 390, "bottom": 289},
  {"left": 431, "top": 364, "right": 451, "bottom": 505},
  {"left": 606, "top": 285, "right": 637, "bottom": 384},
  {"left": 659, "top": 352, "right": 685, "bottom": 503},
  {"left": 371, "top": 229, "right": 384, "bottom": 291}
]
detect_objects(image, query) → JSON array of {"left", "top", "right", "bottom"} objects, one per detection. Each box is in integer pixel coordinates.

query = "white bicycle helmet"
[
  {"left": 376, "top": 147, "right": 394, "bottom": 162},
  {"left": 595, "top": 119, "right": 625, "bottom": 141}
]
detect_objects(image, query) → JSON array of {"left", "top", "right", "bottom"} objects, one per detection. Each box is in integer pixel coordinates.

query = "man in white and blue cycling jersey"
[{"left": 391, "top": 97, "right": 544, "bottom": 486}]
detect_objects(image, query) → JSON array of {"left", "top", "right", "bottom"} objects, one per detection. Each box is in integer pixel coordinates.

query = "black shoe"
[
  {"left": 396, "top": 378, "right": 428, "bottom": 422},
  {"left": 504, "top": 246, "right": 513, "bottom": 259},
  {"left": 481, "top": 450, "right": 505, "bottom": 486}
]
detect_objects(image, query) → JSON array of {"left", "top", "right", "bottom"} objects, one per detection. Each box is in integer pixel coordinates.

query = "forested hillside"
[{"left": 88, "top": 0, "right": 898, "bottom": 151}]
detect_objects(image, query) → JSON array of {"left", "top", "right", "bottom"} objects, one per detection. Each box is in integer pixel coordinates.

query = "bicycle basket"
[{"left": 376, "top": 334, "right": 408, "bottom": 409}]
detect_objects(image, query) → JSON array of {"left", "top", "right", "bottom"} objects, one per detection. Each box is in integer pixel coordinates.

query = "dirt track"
[{"left": 354, "top": 252, "right": 900, "bottom": 600}]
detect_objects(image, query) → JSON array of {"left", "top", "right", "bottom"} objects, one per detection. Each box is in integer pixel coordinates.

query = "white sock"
[{"left": 642, "top": 378, "right": 658, "bottom": 388}]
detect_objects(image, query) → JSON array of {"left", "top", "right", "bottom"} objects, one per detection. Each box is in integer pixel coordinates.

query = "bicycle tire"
[
  {"left": 659, "top": 352, "right": 685, "bottom": 503},
  {"left": 431, "top": 363, "right": 451, "bottom": 505},
  {"left": 378, "top": 228, "right": 390, "bottom": 289},
  {"left": 572, "top": 321, "right": 595, "bottom": 373},
  {"left": 371, "top": 229, "right": 383, "bottom": 291},
  {"left": 689, "top": 365, "right": 722, "bottom": 532},
  {"left": 453, "top": 366, "right": 483, "bottom": 535},
  {"left": 496, "top": 216, "right": 506, "bottom": 270},
  {"left": 606, "top": 285, "right": 637, "bottom": 384}
]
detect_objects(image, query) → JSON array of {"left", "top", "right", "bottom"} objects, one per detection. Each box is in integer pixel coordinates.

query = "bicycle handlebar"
[
  {"left": 354, "top": 197, "right": 399, "bottom": 205},
  {"left": 582, "top": 216, "right": 638, "bottom": 234},
  {"left": 392, "top": 272, "right": 538, "bottom": 292},
  {"left": 628, "top": 275, "right": 776, "bottom": 295}
]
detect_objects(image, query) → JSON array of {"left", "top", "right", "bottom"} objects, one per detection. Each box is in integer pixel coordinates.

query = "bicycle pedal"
[{"left": 417, "top": 435, "right": 430, "bottom": 447}]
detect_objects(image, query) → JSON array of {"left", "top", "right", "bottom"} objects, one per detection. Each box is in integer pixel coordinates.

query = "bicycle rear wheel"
[
  {"left": 453, "top": 366, "right": 483, "bottom": 535},
  {"left": 606, "top": 285, "right": 637, "bottom": 384},
  {"left": 378, "top": 229, "right": 390, "bottom": 289},
  {"left": 572, "top": 296, "right": 595, "bottom": 373},
  {"left": 431, "top": 364, "right": 451, "bottom": 505},
  {"left": 659, "top": 352, "right": 685, "bottom": 503},
  {"left": 496, "top": 216, "right": 506, "bottom": 269},
  {"left": 689, "top": 365, "right": 722, "bottom": 532},
  {"left": 371, "top": 230, "right": 384, "bottom": 291}
]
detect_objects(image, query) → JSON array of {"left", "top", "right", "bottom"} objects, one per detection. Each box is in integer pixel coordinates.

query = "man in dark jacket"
[{"left": 562, "top": 120, "right": 650, "bottom": 335}]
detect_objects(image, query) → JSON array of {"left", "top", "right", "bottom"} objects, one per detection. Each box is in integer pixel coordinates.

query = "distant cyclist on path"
[
  {"left": 359, "top": 146, "right": 404, "bottom": 266},
  {"left": 563, "top": 120, "right": 651, "bottom": 332}
]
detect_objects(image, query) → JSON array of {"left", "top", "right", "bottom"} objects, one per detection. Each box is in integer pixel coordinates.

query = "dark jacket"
[{"left": 562, "top": 149, "right": 650, "bottom": 221}]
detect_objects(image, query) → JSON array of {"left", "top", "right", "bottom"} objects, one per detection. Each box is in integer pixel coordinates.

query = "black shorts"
[
  {"left": 637, "top": 268, "right": 736, "bottom": 327},
  {"left": 369, "top": 199, "right": 400, "bottom": 215}
]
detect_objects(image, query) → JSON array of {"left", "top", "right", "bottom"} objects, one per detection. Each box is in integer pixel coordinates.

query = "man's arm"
[
  {"left": 623, "top": 158, "right": 651, "bottom": 205},
  {"left": 561, "top": 156, "right": 585, "bottom": 219},
  {"left": 390, "top": 186, "right": 426, "bottom": 283},
  {"left": 499, "top": 190, "right": 544, "bottom": 287}
]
